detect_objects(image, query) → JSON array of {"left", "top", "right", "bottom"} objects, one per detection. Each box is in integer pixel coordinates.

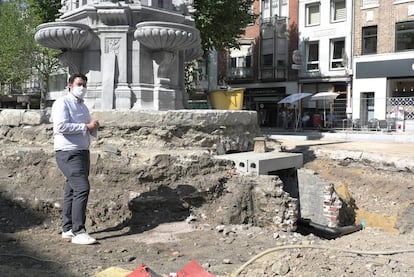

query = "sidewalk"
[
  {"left": 260, "top": 128, "right": 414, "bottom": 170},
  {"left": 261, "top": 127, "right": 414, "bottom": 143}
]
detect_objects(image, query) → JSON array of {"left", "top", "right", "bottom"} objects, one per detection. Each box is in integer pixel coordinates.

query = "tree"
[
  {"left": 185, "top": 0, "right": 256, "bottom": 95},
  {"left": 193, "top": 0, "right": 256, "bottom": 54},
  {"left": 0, "top": 0, "right": 36, "bottom": 93},
  {"left": 0, "top": 0, "right": 61, "bottom": 106},
  {"left": 27, "top": 0, "right": 62, "bottom": 108},
  {"left": 26, "top": 0, "right": 61, "bottom": 23}
]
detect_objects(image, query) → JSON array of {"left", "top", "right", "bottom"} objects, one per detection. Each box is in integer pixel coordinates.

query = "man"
[{"left": 52, "top": 73, "right": 99, "bottom": 245}]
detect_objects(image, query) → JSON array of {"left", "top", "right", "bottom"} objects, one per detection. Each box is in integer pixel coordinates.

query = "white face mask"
[{"left": 72, "top": 86, "right": 87, "bottom": 99}]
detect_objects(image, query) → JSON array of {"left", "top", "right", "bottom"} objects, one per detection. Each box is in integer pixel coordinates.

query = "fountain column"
[{"left": 99, "top": 27, "right": 131, "bottom": 109}]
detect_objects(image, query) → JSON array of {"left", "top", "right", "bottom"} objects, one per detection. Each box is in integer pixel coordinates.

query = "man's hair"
[{"left": 68, "top": 73, "right": 88, "bottom": 84}]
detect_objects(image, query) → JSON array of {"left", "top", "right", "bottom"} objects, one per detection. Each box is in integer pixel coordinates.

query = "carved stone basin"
[
  {"left": 35, "top": 22, "right": 94, "bottom": 50},
  {"left": 134, "top": 21, "right": 200, "bottom": 51},
  {"left": 185, "top": 47, "right": 204, "bottom": 61}
]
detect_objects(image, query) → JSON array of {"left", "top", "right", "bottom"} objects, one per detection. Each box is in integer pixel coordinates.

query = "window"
[
  {"left": 262, "top": 54, "right": 273, "bottom": 67},
  {"left": 306, "top": 41, "right": 319, "bottom": 71},
  {"left": 246, "top": 55, "right": 252, "bottom": 68},
  {"left": 230, "top": 58, "right": 237, "bottom": 68},
  {"left": 331, "top": 0, "right": 346, "bottom": 22},
  {"left": 396, "top": 21, "right": 414, "bottom": 51},
  {"left": 362, "top": 26, "right": 377, "bottom": 54},
  {"left": 331, "top": 38, "right": 345, "bottom": 69},
  {"left": 306, "top": 3, "right": 320, "bottom": 26},
  {"left": 263, "top": 0, "right": 288, "bottom": 19}
]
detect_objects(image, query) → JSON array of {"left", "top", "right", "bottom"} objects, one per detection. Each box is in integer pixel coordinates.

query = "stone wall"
[{"left": 0, "top": 109, "right": 260, "bottom": 155}]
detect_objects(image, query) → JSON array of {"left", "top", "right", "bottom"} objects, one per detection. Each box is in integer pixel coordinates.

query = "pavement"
[{"left": 260, "top": 128, "right": 414, "bottom": 170}]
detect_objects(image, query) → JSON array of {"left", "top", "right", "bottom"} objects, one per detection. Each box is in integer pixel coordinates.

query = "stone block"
[
  {"left": 0, "top": 109, "right": 24, "bottom": 126},
  {"left": 22, "top": 110, "right": 48, "bottom": 125}
]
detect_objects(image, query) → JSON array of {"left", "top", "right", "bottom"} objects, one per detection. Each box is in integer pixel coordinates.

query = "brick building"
[
  {"left": 220, "top": 0, "right": 300, "bottom": 127},
  {"left": 353, "top": 0, "right": 414, "bottom": 131}
]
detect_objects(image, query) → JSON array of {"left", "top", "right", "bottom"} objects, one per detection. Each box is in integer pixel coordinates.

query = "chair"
[
  {"left": 352, "top": 118, "right": 360, "bottom": 130},
  {"left": 368, "top": 118, "right": 379, "bottom": 131}
]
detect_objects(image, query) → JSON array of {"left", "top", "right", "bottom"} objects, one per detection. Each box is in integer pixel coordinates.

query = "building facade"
[
  {"left": 353, "top": 0, "right": 414, "bottom": 132},
  {"left": 222, "top": 0, "right": 300, "bottom": 127},
  {"left": 296, "top": 0, "right": 353, "bottom": 128}
]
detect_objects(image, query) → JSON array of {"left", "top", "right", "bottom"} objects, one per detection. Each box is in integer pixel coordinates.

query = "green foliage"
[
  {"left": 184, "top": 0, "right": 255, "bottom": 95},
  {"left": 193, "top": 0, "right": 256, "bottom": 54},
  {"left": 27, "top": 0, "right": 63, "bottom": 106},
  {"left": 0, "top": 0, "right": 62, "bottom": 103},
  {"left": 26, "top": 0, "right": 61, "bottom": 24},
  {"left": 0, "top": 0, "right": 36, "bottom": 88},
  {"left": 184, "top": 61, "right": 204, "bottom": 97}
]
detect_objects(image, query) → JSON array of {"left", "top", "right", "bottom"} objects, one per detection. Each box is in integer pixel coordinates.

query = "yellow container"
[{"left": 210, "top": 88, "right": 244, "bottom": 110}]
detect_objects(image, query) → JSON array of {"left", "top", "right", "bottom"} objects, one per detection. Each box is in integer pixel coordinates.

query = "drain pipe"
[{"left": 298, "top": 218, "right": 363, "bottom": 239}]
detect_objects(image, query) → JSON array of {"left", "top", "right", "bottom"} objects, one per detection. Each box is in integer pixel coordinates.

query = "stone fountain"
[
  {"left": 34, "top": 0, "right": 203, "bottom": 111},
  {"left": 33, "top": 0, "right": 262, "bottom": 156}
]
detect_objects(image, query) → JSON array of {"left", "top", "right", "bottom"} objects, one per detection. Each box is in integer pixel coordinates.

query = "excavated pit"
[{"left": 0, "top": 110, "right": 299, "bottom": 236}]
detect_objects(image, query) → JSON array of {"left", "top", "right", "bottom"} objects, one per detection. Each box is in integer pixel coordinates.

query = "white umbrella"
[
  {"left": 311, "top": 92, "right": 340, "bottom": 128},
  {"left": 278, "top": 92, "right": 312, "bottom": 104},
  {"left": 310, "top": 92, "right": 340, "bottom": 101}
]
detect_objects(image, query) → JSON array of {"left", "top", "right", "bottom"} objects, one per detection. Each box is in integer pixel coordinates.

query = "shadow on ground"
[
  {"left": 91, "top": 184, "right": 207, "bottom": 240},
  {"left": 0, "top": 194, "right": 75, "bottom": 277}
]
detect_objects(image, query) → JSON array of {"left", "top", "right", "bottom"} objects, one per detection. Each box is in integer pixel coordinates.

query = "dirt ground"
[{"left": 1, "top": 139, "right": 414, "bottom": 277}]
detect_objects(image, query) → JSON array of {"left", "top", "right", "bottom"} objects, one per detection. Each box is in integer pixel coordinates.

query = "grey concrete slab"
[{"left": 215, "top": 151, "right": 303, "bottom": 175}]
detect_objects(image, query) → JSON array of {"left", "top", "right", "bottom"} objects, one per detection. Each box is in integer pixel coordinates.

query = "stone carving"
[
  {"left": 105, "top": 38, "right": 121, "bottom": 54},
  {"left": 59, "top": 0, "right": 68, "bottom": 13},
  {"left": 97, "top": 9, "right": 128, "bottom": 25},
  {"left": 153, "top": 51, "right": 177, "bottom": 85},
  {"left": 58, "top": 51, "right": 81, "bottom": 75},
  {"left": 34, "top": 22, "right": 94, "bottom": 50},
  {"left": 185, "top": 47, "right": 203, "bottom": 62},
  {"left": 134, "top": 22, "right": 200, "bottom": 51}
]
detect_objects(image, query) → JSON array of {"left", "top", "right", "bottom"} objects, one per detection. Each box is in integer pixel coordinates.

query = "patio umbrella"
[
  {"left": 278, "top": 92, "right": 312, "bottom": 131},
  {"left": 311, "top": 92, "right": 340, "bottom": 128},
  {"left": 278, "top": 92, "right": 312, "bottom": 104},
  {"left": 310, "top": 91, "right": 340, "bottom": 101}
]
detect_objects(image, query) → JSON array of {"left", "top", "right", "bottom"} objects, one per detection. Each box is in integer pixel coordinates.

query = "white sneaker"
[
  {"left": 61, "top": 229, "right": 75, "bottom": 239},
  {"left": 71, "top": 232, "right": 97, "bottom": 245}
]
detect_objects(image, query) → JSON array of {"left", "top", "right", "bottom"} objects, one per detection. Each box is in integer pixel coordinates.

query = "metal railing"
[{"left": 328, "top": 96, "right": 414, "bottom": 132}]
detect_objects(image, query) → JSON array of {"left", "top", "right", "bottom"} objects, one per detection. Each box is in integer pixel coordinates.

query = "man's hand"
[{"left": 86, "top": 120, "right": 100, "bottom": 133}]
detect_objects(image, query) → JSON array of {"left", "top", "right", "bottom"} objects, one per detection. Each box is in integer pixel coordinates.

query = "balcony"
[
  {"left": 260, "top": 67, "right": 287, "bottom": 81},
  {"left": 227, "top": 67, "right": 254, "bottom": 82}
]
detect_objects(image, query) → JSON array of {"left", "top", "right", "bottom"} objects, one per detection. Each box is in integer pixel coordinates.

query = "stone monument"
[{"left": 35, "top": 0, "right": 203, "bottom": 111}]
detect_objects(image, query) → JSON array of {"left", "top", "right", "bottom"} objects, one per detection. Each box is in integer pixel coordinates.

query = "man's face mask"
[{"left": 72, "top": 86, "right": 87, "bottom": 99}]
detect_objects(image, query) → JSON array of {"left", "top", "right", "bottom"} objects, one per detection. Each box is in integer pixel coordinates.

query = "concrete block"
[{"left": 215, "top": 151, "right": 303, "bottom": 175}]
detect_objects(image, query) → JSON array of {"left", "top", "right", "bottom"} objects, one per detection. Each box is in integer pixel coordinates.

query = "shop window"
[
  {"left": 331, "top": 38, "right": 345, "bottom": 69},
  {"left": 396, "top": 21, "right": 414, "bottom": 51},
  {"left": 362, "top": 26, "right": 377, "bottom": 54},
  {"left": 306, "top": 41, "right": 319, "bottom": 71},
  {"left": 331, "top": 0, "right": 346, "bottom": 22},
  {"left": 306, "top": 2, "right": 320, "bottom": 26}
]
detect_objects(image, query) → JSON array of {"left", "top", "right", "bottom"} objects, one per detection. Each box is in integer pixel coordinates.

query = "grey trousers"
[{"left": 55, "top": 150, "right": 90, "bottom": 234}]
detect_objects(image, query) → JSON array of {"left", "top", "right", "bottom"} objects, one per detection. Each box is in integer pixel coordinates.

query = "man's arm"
[{"left": 52, "top": 99, "right": 88, "bottom": 135}]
